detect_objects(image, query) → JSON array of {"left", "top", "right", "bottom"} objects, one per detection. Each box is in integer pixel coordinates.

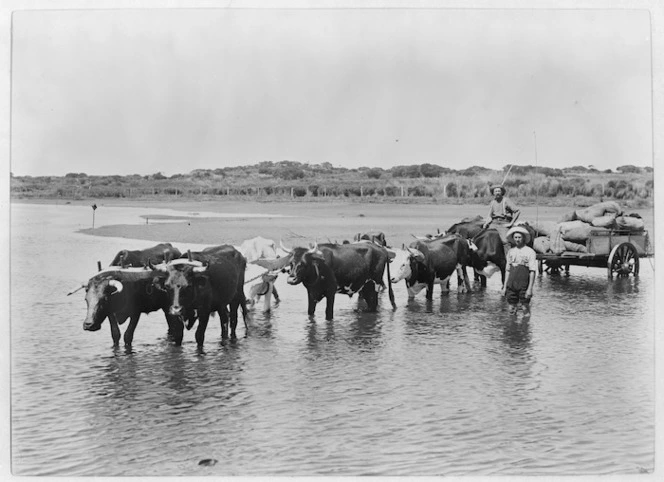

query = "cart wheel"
[
  {"left": 538, "top": 260, "right": 543, "bottom": 274},
  {"left": 608, "top": 242, "right": 640, "bottom": 278}
]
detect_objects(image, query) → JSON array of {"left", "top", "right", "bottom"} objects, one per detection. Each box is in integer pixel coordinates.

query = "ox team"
[{"left": 74, "top": 222, "right": 536, "bottom": 347}]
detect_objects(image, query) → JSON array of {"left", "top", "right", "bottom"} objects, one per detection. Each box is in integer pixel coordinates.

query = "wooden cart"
[{"left": 536, "top": 230, "right": 651, "bottom": 278}]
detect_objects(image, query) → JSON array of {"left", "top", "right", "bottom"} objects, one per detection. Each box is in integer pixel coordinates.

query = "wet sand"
[{"left": 66, "top": 198, "right": 655, "bottom": 250}]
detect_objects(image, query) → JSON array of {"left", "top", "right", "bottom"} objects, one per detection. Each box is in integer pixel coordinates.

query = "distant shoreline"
[{"left": 13, "top": 197, "right": 653, "bottom": 250}]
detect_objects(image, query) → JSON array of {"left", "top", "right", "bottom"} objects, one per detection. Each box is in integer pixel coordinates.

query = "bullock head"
[
  {"left": 82, "top": 275, "right": 125, "bottom": 331},
  {"left": 283, "top": 242, "right": 325, "bottom": 286},
  {"left": 389, "top": 247, "right": 425, "bottom": 285},
  {"left": 81, "top": 267, "right": 158, "bottom": 331},
  {"left": 152, "top": 260, "right": 207, "bottom": 328}
]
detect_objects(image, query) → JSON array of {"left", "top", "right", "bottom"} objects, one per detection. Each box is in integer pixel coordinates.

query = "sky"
[{"left": 9, "top": 6, "right": 654, "bottom": 177}]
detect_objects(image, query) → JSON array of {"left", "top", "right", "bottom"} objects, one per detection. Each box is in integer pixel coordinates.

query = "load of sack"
[{"left": 531, "top": 201, "right": 645, "bottom": 256}]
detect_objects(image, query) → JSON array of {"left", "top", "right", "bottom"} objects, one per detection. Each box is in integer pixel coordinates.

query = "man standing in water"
[
  {"left": 482, "top": 185, "right": 520, "bottom": 252},
  {"left": 502, "top": 226, "right": 537, "bottom": 315}
]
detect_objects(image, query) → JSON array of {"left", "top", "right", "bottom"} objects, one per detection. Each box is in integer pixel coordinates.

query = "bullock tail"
[
  {"left": 240, "top": 295, "right": 251, "bottom": 333},
  {"left": 386, "top": 257, "right": 396, "bottom": 310}
]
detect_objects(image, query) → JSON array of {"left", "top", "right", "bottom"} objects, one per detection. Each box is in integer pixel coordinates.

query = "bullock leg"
[
  {"left": 219, "top": 307, "right": 229, "bottom": 340},
  {"left": 456, "top": 265, "right": 472, "bottom": 294},
  {"left": 196, "top": 313, "right": 210, "bottom": 346},
  {"left": 169, "top": 319, "right": 184, "bottom": 346},
  {"left": 229, "top": 302, "right": 240, "bottom": 340},
  {"left": 426, "top": 281, "right": 434, "bottom": 300},
  {"left": 307, "top": 293, "right": 318, "bottom": 317},
  {"left": 324, "top": 293, "right": 335, "bottom": 321},
  {"left": 385, "top": 261, "right": 396, "bottom": 310},
  {"left": 109, "top": 317, "right": 121, "bottom": 347},
  {"left": 272, "top": 285, "right": 280, "bottom": 304},
  {"left": 360, "top": 282, "right": 378, "bottom": 312},
  {"left": 123, "top": 314, "right": 140, "bottom": 346}
]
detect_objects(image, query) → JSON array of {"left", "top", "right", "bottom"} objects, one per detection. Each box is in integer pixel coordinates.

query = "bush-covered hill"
[{"left": 11, "top": 161, "right": 654, "bottom": 207}]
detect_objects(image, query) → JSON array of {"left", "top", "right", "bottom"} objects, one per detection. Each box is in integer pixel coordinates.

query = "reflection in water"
[
  {"left": 347, "top": 312, "right": 383, "bottom": 349},
  {"left": 502, "top": 316, "right": 532, "bottom": 352}
]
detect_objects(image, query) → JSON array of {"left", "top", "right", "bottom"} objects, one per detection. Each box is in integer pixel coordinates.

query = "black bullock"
[
  {"left": 110, "top": 243, "right": 181, "bottom": 268},
  {"left": 468, "top": 229, "right": 506, "bottom": 286},
  {"left": 353, "top": 231, "right": 387, "bottom": 247},
  {"left": 390, "top": 236, "right": 467, "bottom": 300},
  {"left": 79, "top": 267, "right": 179, "bottom": 346},
  {"left": 283, "top": 241, "right": 396, "bottom": 320},
  {"left": 153, "top": 246, "right": 248, "bottom": 345},
  {"left": 446, "top": 216, "right": 485, "bottom": 239}
]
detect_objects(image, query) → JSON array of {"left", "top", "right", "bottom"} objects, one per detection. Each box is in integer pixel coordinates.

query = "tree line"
[{"left": 11, "top": 161, "right": 653, "bottom": 207}]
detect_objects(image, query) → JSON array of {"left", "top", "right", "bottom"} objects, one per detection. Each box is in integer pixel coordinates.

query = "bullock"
[
  {"left": 446, "top": 215, "right": 485, "bottom": 239},
  {"left": 76, "top": 266, "right": 181, "bottom": 346},
  {"left": 468, "top": 229, "right": 507, "bottom": 286},
  {"left": 237, "top": 236, "right": 279, "bottom": 262},
  {"left": 353, "top": 231, "right": 387, "bottom": 247},
  {"left": 110, "top": 243, "right": 181, "bottom": 268},
  {"left": 447, "top": 218, "right": 535, "bottom": 286},
  {"left": 390, "top": 236, "right": 469, "bottom": 300},
  {"left": 152, "top": 246, "right": 248, "bottom": 345},
  {"left": 283, "top": 241, "right": 396, "bottom": 320},
  {"left": 409, "top": 233, "right": 473, "bottom": 293}
]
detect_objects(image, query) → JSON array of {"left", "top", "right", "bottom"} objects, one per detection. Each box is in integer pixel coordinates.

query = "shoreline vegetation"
[{"left": 11, "top": 161, "right": 653, "bottom": 209}]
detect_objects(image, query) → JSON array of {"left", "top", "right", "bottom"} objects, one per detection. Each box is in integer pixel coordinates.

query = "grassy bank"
[{"left": 11, "top": 162, "right": 654, "bottom": 208}]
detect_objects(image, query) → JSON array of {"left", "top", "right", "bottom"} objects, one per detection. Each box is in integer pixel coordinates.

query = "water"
[{"left": 10, "top": 203, "right": 655, "bottom": 476}]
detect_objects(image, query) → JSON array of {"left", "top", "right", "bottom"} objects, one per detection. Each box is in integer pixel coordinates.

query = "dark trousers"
[{"left": 506, "top": 265, "right": 531, "bottom": 306}]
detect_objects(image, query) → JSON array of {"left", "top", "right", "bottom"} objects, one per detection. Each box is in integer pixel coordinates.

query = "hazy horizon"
[
  {"left": 9, "top": 158, "right": 653, "bottom": 179},
  {"left": 10, "top": 8, "right": 653, "bottom": 177}
]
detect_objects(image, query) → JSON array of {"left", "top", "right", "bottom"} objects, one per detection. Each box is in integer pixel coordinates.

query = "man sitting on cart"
[{"left": 482, "top": 184, "right": 521, "bottom": 252}]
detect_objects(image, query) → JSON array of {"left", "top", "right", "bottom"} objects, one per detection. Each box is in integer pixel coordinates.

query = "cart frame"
[{"left": 536, "top": 229, "right": 652, "bottom": 278}]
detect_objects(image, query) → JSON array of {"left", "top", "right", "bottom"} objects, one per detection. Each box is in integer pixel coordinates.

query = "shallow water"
[{"left": 10, "top": 203, "right": 655, "bottom": 476}]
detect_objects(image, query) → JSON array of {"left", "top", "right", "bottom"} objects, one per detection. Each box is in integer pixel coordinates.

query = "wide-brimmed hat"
[
  {"left": 507, "top": 225, "right": 531, "bottom": 245},
  {"left": 490, "top": 185, "right": 506, "bottom": 196}
]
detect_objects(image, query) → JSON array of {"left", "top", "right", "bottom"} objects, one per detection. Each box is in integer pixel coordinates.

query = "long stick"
[
  {"left": 501, "top": 164, "right": 514, "bottom": 185},
  {"left": 534, "top": 130, "right": 540, "bottom": 226}
]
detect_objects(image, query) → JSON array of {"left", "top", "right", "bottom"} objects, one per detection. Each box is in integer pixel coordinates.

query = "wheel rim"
[{"left": 609, "top": 243, "right": 639, "bottom": 277}]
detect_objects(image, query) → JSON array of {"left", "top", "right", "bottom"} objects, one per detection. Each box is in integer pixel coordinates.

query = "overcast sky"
[{"left": 10, "top": 7, "right": 653, "bottom": 176}]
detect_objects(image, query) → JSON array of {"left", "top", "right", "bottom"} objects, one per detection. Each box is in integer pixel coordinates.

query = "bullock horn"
[
  {"left": 407, "top": 247, "right": 425, "bottom": 261},
  {"left": 279, "top": 238, "right": 292, "bottom": 253},
  {"left": 108, "top": 279, "right": 123, "bottom": 294},
  {"left": 97, "top": 261, "right": 102, "bottom": 272},
  {"left": 411, "top": 234, "right": 429, "bottom": 241},
  {"left": 66, "top": 283, "right": 86, "bottom": 296},
  {"left": 308, "top": 241, "right": 318, "bottom": 253}
]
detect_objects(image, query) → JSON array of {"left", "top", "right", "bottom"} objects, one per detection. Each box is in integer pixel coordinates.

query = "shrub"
[
  {"left": 277, "top": 167, "right": 305, "bottom": 180},
  {"left": 420, "top": 163, "right": 445, "bottom": 178},
  {"left": 366, "top": 168, "right": 383, "bottom": 179}
]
